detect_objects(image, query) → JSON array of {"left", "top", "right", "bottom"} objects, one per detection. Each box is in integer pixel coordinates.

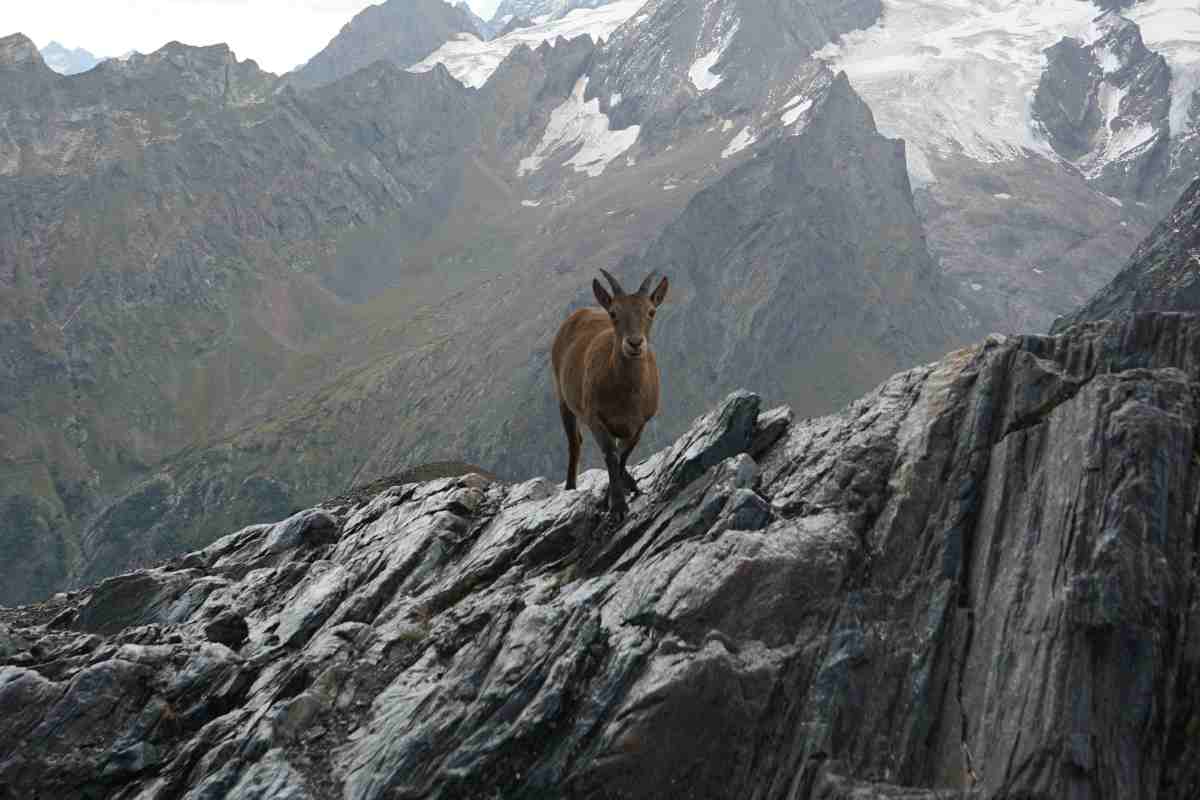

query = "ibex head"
[{"left": 592, "top": 269, "right": 669, "bottom": 359}]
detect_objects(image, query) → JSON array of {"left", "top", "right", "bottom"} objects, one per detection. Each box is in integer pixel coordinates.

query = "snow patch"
[
  {"left": 1079, "top": 82, "right": 1159, "bottom": 176},
  {"left": 721, "top": 119, "right": 734, "bottom": 132},
  {"left": 410, "top": 0, "right": 645, "bottom": 89},
  {"left": 781, "top": 98, "right": 814, "bottom": 127},
  {"left": 721, "top": 126, "right": 756, "bottom": 158},
  {"left": 518, "top": 76, "right": 640, "bottom": 178},
  {"left": 1095, "top": 44, "right": 1122, "bottom": 74},
  {"left": 521, "top": 200, "right": 541, "bottom": 207},
  {"left": 993, "top": 192, "right": 1012, "bottom": 199},
  {"left": 688, "top": 22, "right": 739, "bottom": 93},
  {"left": 689, "top": 49, "right": 725, "bottom": 92}
]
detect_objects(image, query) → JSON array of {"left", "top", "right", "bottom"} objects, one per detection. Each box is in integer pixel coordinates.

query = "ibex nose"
[{"left": 628, "top": 336, "right": 644, "bottom": 349}]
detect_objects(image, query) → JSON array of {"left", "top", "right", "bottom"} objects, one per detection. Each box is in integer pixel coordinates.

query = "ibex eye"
[
  {"left": 609, "top": 310, "right": 617, "bottom": 320},
  {"left": 649, "top": 308, "right": 656, "bottom": 318}
]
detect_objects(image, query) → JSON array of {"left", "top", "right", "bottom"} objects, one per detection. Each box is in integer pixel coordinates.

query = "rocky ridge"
[
  {"left": 4, "top": 310, "right": 1200, "bottom": 798},
  {"left": 1053, "top": 175, "right": 1200, "bottom": 330}
]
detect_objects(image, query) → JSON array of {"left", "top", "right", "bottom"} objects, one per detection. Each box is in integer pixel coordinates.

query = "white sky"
[{"left": 6, "top": 0, "right": 503, "bottom": 75}]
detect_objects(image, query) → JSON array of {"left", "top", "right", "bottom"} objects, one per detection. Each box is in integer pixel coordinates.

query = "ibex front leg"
[
  {"left": 589, "top": 421, "right": 628, "bottom": 524},
  {"left": 618, "top": 424, "right": 644, "bottom": 497}
]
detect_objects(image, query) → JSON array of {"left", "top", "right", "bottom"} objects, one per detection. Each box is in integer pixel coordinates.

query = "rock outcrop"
[{"left": 4, "top": 312, "right": 1200, "bottom": 798}]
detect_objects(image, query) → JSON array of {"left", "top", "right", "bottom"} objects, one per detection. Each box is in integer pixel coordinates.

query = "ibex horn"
[{"left": 599, "top": 269, "right": 625, "bottom": 296}]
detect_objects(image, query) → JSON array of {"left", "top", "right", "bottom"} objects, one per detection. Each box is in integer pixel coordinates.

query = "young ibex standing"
[{"left": 552, "top": 269, "right": 669, "bottom": 523}]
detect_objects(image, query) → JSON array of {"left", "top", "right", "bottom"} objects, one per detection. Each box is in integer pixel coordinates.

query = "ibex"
[{"left": 552, "top": 269, "right": 669, "bottom": 522}]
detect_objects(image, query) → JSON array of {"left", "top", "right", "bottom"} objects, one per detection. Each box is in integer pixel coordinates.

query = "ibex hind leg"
[{"left": 560, "top": 402, "right": 583, "bottom": 490}]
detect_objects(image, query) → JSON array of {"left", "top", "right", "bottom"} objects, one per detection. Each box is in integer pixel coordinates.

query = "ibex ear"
[
  {"left": 650, "top": 276, "right": 669, "bottom": 306},
  {"left": 593, "top": 279, "right": 613, "bottom": 309}
]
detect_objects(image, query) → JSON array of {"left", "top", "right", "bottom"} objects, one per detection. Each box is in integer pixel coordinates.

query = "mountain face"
[
  {"left": 47, "top": 37, "right": 970, "bottom": 600},
  {"left": 1052, "top": 175, "right": 1200, "bottom": 331},
  {"left": 38, "top": 42, "right": 103, "bottom": 75},
  {"left": 1034, "top": 14, "right": 1171, "bottom": 199},
  {"left": 5, "top": 311, "right": 1200, "bottom": 798},
  {"left": 285, "top": 0, "right": 482, "bottom": 90},
  {"left": 0, "top": 34, "right": 485, "bottom": 604},
  {"left": 4, "top": 0, "right": 1200, "bottom": 606},
  {"left": 635, "top": 73, "right": 963, "bottom": 422}
]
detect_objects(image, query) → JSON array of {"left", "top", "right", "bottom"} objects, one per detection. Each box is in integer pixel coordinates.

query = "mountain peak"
[
  {"left": 287, "top": 0, "right": 481, "bottom": 90},
  {"left": 0, "top": 33, "right": 46, "bottom": 69}
]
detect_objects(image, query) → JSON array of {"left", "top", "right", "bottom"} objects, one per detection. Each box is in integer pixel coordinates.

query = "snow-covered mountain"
[
  {"left": 489, "top": 0, "right": 614, "bottom": 28},
  {"left": 816, "top": 0, "right": 1197, "bottom": 194},
  {"left": 805, "top": 0, "right": 1198, "bottom": 332},
  {"left": 39, "top": 41, "right": 102, "bottom": 75},
  {"left": 410, "top": 0, "right": 644, "bottom": 87}
]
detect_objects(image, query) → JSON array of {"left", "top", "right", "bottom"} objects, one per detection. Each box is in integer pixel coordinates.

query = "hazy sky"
[{"left": 7, "top": 0, "right": 502, "bottom": 75}]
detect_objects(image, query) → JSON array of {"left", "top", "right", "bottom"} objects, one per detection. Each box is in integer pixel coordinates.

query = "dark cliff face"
[
  {"left": 1052, "top": 176, "right": 1200, "bottom": 332},
  {"left": 4, "top": 312, "right": 1200, "bottom": 798},
  {"left": 285, "top": 0, "right": 481, "bottom": 90}
]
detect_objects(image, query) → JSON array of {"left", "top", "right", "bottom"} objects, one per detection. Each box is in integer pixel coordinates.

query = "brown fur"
[{"left": 552, "top": 271, "right": 669, "bottom": 521}]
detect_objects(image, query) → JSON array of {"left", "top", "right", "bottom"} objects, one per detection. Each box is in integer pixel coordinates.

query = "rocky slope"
[
  {"left": 1053, "top": 175, "right": 1200, "bottom": 330},
  {"left": 4, "top": 310, "right": 1200, "bottom": 798},
  {"left": 285, "top": 0, "right": 482, "bottom": 90},
  {"left": 0, "top": 35, "right": 484, "bottom": 604}
]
